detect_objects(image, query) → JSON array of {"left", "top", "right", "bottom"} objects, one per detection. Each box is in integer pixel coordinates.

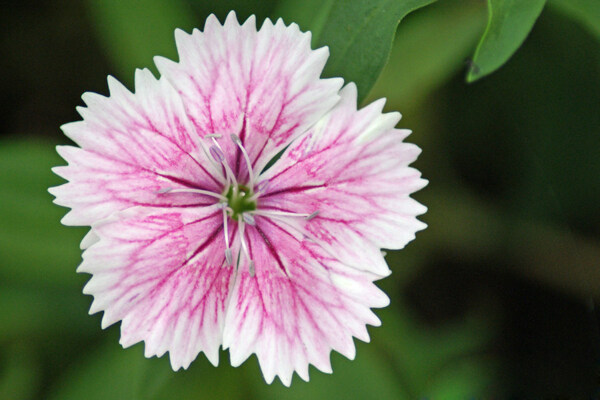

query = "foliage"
[
  {"left": 467, "top": 0, "right": 547, "bottom": 82},
  {"left": 1, "top": 0, "right": 599, "bottom": 398}
]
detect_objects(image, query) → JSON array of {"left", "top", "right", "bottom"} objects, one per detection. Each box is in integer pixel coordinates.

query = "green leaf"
[
  {"left": 249, "top": 301, "right": 497, "bottom": 398},
  {"left": 422, "top": 358, "right": 497, "bottom": 399},
  {"left": 251, "top": 340, "right": 412, "bottom": 399},
  {"left": 467, "top": 0, "right": 547, "bottom": 82},
  {"left": 435, "top": 10, "right": 600, "bottom": 297},
  {"left": 307, "top": 0, "right": 437, "bottom": 103},
  {"left": 0, "top": 139, "right": 87, "bottom": 288},
  {"left": 147, "top": 360, "right": 245, "bottom": 400},
  {"left": 271, "top": 0, "right": 336, "bottom": 47},
  {"left": 372, "top": 305, "right": 498, "bottom": 397},
  {"left": 318, "top": 0, "right": 438, "bottom": 103},
  {"left": 189, "top": 0, "right": 279, "bottom": 26},
  {"left": 367, "top": 0, "right": 487, "bottom": 111},
  {"left": 549, "top": 0, "right": 600, "bottom": 41},
  {"left": 85, "top": 0, "right": 196, "bottom": 82},
  {"left": 0, "top": 286, "right": 95, "bottom": 342},
  {"left": 0, "top": 343, "right": 41, "bottom": 400},
  {"left": 0, "top": 139, "right": 97, "bottom": 342},
  {"left": 48, "top": 341, "right": 150, "bottom": 400},
  {"left": 49, "top": 341, "right": 246, "bottom": 400}
]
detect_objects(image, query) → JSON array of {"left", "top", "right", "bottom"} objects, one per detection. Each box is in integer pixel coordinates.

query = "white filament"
[
  {"left": 209, "top": 145, "right": 238, "bottom": 190},
  {"left": 194, "top": 135, "right": 227, "bottom": 183},
  {"left": 251, "top": 209, "right": 320, "bottom": 221},
  {"left": 231, "top": 133, "right": 255, "bottom": 187},
  {"left": 200, "top": 132, "right": 273, "bottom": 277},
  {"left": 237, "top": 219, "right": 255, "bottom": 277},
  {"left": 157, "top": 187, "right": 226, "bottom": 201},
  {"left": 222, "top": 207, "right": 232, "bottom": 266}
]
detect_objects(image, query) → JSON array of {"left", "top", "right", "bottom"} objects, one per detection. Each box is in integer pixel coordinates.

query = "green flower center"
[{"left": 224, "top": 184, "right": 256, "bottom": 221}]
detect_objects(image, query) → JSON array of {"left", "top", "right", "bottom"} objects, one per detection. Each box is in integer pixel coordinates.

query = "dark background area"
[{"left": 1, "top": 0, "right": 599, "bottom": 398}]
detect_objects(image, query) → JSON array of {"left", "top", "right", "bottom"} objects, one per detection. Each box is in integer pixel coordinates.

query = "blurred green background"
[{"left": 1, "top": 0, "right": 599, "bottom": 398}]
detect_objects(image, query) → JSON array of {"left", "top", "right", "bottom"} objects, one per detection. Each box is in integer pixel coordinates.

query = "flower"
[{"left": 49, "top": 12, "right": 427, "bottom": 386}]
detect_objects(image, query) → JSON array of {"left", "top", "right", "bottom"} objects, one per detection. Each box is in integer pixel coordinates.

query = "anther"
[
  {"left": 249, "top": 260, "right": 256, "bottom": 277},
  {"left": 243, "top": 213, "right": 256, "bottom": 226},
  {"left": 222, "top": 207, "right": 232, "bottom": 266},
  {"left": 225, "top": 248, "right": 233, "bottom": 266},
  {"left": 209, "top": 144, "right": 237, "bottom": 189},
  {"left": 194, "top": 138, "right": 227, "bottom": 184},
  {"left": 230, "top": 133, "right": 242, "bottom": 144},
  {"left": 156, "top": 187, "right": 173, "bottom": 194},
  {"left": 255, "top": 179, "right": 269, "bottom": 193},
  {"left": 209, "top": 145, "right": 225, "bottom": 163},
  {"left": 205, "top": 133, "right": 222, "bottom": 139},
  {"left": 306, "top": 211, "right": 320, "bottom": 221}
]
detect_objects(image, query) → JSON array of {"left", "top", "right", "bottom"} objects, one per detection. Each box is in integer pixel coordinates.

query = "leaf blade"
[
  {"left": 271, "top": 0, "right": 336, "bottom": 47},
  {"left": 316, "top": 0, "right": 437, "bottom": 103},
  {"left": 467, "top": 0, "right": 547, "bottom": 82},
  {"left": 366, "top": 0, "right": 487, "bottom": 110}
]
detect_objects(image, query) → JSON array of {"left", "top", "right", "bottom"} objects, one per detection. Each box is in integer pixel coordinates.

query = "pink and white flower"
[{"left": 50, "top": 12, "right": 427, "bottom": 385}]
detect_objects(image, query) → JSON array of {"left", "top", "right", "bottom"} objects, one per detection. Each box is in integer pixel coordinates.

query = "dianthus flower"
[{"left": 50, "top": 12, "right": 427, "bottom": 385}]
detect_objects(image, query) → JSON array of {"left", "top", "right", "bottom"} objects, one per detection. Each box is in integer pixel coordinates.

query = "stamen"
[
  {"left": 255, "top": 179, "right": 269, "bottom": 194},
  {"left": 209, "top": 145, "right": 225, "bottom": 163},
  {"left": 209, "top": 135, "right": 222, "bottom": 148},
  {"left": 210, "top": 145, "right": 238, "bottom": 190},
  {"left": 158, "top": 187, "right": 227, "bottom": 201},
  {"left": 222, "top": 207, "right": 232, "bottom": 266},
  {"left": 225, "top": 248, "right": 233, "bottom": 266},
  {"left": 306, "top": 210, "right": 320, "bottom": 221},
  {"left": 205, "top": 133, "right": 222, "bottom": 139},
  {"left": 231, "top": 133, "right": 255, "bottom": 187},
  {"left": 193, "top": 135, "right": 227, "bottom": 184},
  {"left": 252, "top": 209, "right": 320, "bottom": 221},
  {"left": 216, "top": 201, "right": 235, "bottom": 216},
  {"left": 242, "top": 213, "right": 256, "bottom": 226},
  {"left": 237, "top": 219, "right": 256, "bottom": 277},
  {"left": 247, "top": 179, "right": 269, "bottom": 202},
  {"left": 230, "top": 133, "right": 242, "bottom": 145}
]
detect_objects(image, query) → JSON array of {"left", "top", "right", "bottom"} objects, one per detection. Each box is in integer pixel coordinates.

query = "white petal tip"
[
  {"left": 174, "top": 27, "right": 189, "bottom": 39},
  {"left": 242, "top": 14, "right": 256, "bottom": 28}
]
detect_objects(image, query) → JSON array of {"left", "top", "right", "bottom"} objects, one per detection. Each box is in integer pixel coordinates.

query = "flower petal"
[
  {"left": 50, "top": 68, "right": 222, "bottom": 226},
  {"left": 155, "top": 11, "right": 343, "bottom": 177},
  {"left": 79, "top": 206, "right": 236, "bottom": 369},
  {"left": 259, "top": 83, "right": 427, "bottom": 276},
  {"left": 222, "top": 216, "right": 388, "bottom": 386}
]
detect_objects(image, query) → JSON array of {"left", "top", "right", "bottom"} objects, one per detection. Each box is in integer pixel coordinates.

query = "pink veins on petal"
[{"left": 49, "top": 11, "right": 427, "bottom": 386}]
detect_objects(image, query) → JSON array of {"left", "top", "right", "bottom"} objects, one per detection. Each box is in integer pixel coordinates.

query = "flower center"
[{"left": 223, "top": 184, "right": 256, "bottom": 221}]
